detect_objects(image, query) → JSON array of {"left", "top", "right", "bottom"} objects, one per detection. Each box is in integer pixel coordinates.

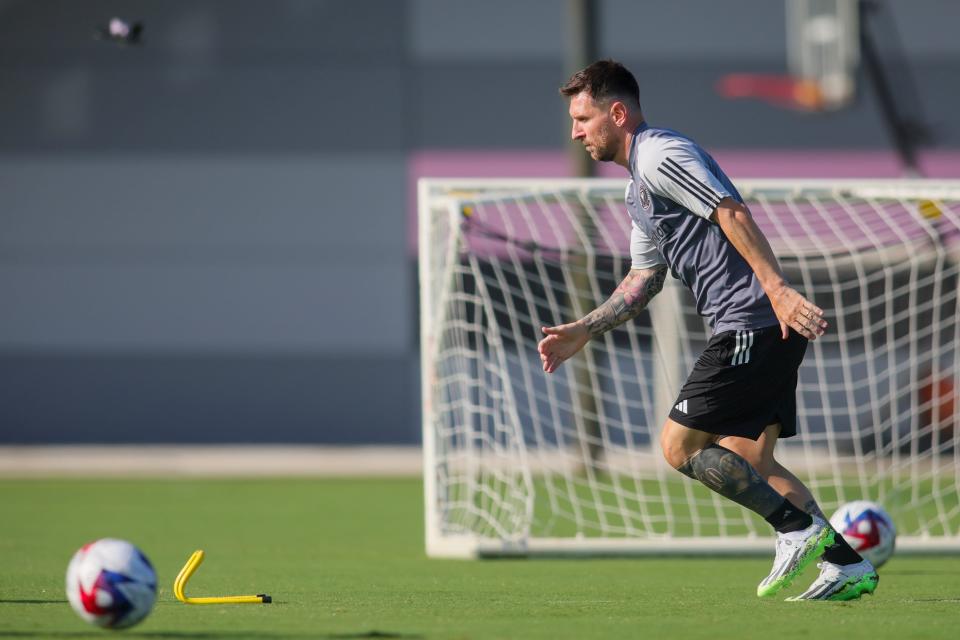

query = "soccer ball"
[
  {"left": 829, "top": 501, "right": 897, "bottom": 568},
  {"left": 65, "top": 538, "right": 157, "bottom": 629}
]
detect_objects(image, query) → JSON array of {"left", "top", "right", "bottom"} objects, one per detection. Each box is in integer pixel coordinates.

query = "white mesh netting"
[{"left": 419, "top": 179, "right": 960, "bottom": 556}]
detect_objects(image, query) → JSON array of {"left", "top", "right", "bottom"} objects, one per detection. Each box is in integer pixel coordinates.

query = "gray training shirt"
[{"left": 625, "top": 122, "right": 778, "bottom": 334}]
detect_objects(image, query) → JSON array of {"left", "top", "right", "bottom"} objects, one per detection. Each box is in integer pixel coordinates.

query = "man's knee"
[
  {"left": 660, "top": 436, "right": 690, "bottom": 470},
  {"left": 660, "top": 421, "right": 706, "bottom": 470}
]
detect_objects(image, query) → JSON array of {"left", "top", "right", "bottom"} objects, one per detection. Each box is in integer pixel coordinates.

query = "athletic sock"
[
  {"left": 822, "top": 533, "right": 864, "bottom": 565},
  {"left": 765, "top": 498, "right": 813, "bottom": 533}
]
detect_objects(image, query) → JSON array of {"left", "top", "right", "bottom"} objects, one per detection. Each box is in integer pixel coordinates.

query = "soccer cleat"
[
  {"left": 757, "top": 516, "right": 835, "bottom": 597},
  {"left": 786, "top": 560, "right": 879, "bottom": 601}
]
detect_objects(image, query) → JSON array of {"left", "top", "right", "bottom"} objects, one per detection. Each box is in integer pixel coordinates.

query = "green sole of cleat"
[
  {"left": 757, "top": 527, "right": 836, "bottom": 598},
  {"left": 827, "top": 574, "right": 879, "bottom": 602},
  {"left": 784, "top": 572, "right": 879, "bottom": 602}
]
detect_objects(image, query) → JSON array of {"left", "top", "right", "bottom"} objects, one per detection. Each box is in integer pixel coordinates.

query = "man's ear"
[{"left": 610, "top": 101, "right": 628, "bottom": 127}]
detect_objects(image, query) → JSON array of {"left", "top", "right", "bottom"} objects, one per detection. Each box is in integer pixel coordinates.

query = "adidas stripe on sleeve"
[{"left": 642, "top": 142, "right": 732, "bottom": 219}]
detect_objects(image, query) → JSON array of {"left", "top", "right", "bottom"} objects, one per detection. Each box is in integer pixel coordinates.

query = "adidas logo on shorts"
[{"left": 674, "top": 399, "right": 688, "bottom": 414}]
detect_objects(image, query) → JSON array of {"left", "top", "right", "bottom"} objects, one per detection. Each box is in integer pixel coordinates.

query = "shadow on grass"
[
  {"left": 0, "top": 631, "right": 424, "bottom": 639},
  {"left": 881, "top": 569, "right": 959, "bottom": 576},
  {"left": 328, "top": 634, "right": 423, "bottom": 639},
  {"left": 905, "top": 597, "right": 960, "bottom": 603}
]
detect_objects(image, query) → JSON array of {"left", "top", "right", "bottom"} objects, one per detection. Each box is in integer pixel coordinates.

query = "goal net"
[{"left": 419, "top": 178, "right": 960, "bottom": 557}]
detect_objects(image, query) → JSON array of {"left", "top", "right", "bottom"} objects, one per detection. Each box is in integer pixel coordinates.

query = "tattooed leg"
[
  {"left": 676, "top": 443, "right": 786, "bottom": 518},
  {"left": 800, "top": 499, "right": 827, "bottom": 521},
  {"left": 762, "top": 464, "right": 822, "bottom": 514},
  {"left": 763, "top": 461, "right": 834, "bottom": 521},
  {"left": 795, "top": 491, "right": 864, "bottom": 563},
  {"left": 661, "top": 419, "right": 813, "bottom": 532},
  {"left": 764, "top": 470, "right": 861, "bottom": 562},
  {"left": 722, "top": 428, "right": 828, "bottom": 520}
]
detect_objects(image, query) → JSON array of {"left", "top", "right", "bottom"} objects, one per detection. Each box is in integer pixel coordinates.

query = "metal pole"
[
  {"left": 859, "top": 0, "right": 925, "bottom": 176},
  {"left": 564, "top": 0, "right": 604, "bottom": 472},
  {"left": 566, "top": 0, "right": 597, "bottom": 179}
]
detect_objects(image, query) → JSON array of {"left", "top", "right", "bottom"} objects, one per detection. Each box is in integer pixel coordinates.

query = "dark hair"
[{"left": 560, "top": 59, "right": 640, "bottom": 107}]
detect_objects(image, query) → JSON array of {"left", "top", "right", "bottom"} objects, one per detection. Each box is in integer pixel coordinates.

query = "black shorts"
[{"left": 668, "top": 325, "right": 808, "bottom": 441}]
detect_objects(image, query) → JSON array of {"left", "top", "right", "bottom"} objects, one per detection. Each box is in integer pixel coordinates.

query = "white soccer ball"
[
  {"left": 65, "top": 538, "right": 157, "bottom": 629},
  {"left": 829, "top": 501, "right": 897, "bottom": 568}
]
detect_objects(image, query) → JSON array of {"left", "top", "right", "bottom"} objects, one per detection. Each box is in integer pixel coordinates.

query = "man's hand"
[
  {"left": 713, "top": 199, "right": 828, "bottom": 341},
  {"left": 539, "top": 266, "right": 666, "bottom": 373},
  {"left": 768, "top": 284, "right": 827, "bottom": 340},
  {"left": 538, "top": 322, "right": 591, "bottom": 373}
]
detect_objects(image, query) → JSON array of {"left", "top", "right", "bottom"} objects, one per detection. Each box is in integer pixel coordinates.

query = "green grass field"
[{"left": 2, "top": 477, "right": 959, "bottom": 639}]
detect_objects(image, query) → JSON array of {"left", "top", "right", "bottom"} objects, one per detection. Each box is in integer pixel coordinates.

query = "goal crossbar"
[{"left": 420, "top": 178, "right": 960, "bottom": 558}]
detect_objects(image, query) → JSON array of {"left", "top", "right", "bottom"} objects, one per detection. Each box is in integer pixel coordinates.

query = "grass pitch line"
[{"left": 173, "top": 550, "right": 272, "bottom": 605}]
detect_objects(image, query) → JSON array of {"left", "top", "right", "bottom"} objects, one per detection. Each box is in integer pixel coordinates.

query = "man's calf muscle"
[{"left": 677, "top": 443, "right": 784, "bottom": 518}]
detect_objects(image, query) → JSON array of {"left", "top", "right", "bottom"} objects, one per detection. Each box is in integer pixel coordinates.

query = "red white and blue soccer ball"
[
  {"left": 66, "top": 538, "right": 157, "bottom": 629},
  {"left": 829, "top": 500, "right": 897, "bottom": 568}
]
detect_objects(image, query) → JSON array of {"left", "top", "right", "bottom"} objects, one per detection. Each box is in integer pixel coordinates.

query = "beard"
[{"left": 589, "top": 122, "right": 617, "bottom": 162}]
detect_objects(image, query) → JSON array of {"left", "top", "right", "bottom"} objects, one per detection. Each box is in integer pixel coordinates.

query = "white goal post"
[{"left": 419, "top": 177, "right": 960, "bottom": 558}]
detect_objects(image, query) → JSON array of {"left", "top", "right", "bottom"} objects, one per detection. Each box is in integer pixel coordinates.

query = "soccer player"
[{"left": 539, "top": 59, "right": 879, "bottom": 601}]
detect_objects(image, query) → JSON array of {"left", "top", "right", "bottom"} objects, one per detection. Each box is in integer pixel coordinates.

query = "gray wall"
[{"left": 2, "top": 0, "right": 958, "bottom": 443}]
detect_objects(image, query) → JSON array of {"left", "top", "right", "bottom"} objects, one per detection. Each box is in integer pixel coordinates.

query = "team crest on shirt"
[{"left": 638, "top": 184, "right": 651, "bottom": 211}]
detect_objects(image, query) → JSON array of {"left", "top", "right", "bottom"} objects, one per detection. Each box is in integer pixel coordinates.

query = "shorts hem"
[{"left": 668, "top": 409, "right": 796, "bottom": 441}]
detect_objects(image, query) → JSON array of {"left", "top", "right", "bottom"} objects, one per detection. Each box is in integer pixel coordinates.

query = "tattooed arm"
[
  {"left": 538, "top": 264, "right": 668, "bottom": 373},
  {"left": 582, "top": 264, "right": 668, "bottom": 337}
]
